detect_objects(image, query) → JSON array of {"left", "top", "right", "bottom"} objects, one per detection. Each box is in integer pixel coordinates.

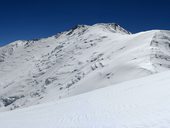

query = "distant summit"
[{"left": 68, "top": 23, "right": 131, "bottom": 35}]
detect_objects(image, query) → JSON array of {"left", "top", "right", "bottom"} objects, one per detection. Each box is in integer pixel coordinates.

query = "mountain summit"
[
  {"left": 0, "top": 23, "right": 170, "bottom": 111},
  {"left": 68, "top": 23, "right": 131, "bottom": 35}
]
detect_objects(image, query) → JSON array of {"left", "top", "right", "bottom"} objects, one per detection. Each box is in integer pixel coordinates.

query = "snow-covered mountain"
[
  {"left": 0, "top": 23, "right": 170, "bottom": 111},
  {"left": 1, "top": 71, "right": 170, "bottom": 128}
]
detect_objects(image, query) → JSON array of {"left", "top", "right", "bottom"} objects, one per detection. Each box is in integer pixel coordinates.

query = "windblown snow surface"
[
  {"left": 1, "top": 71, "right": 170, "bottom": 128},
  {"left": 0, "top": 22, "right": 170, "bottom": 116}
]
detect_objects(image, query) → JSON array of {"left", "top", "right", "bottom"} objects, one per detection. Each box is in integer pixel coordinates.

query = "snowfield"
[
  {"left": 0, "top": 23, "right": 170, "bottom": 111},
  {"left": 0, "top": 71, "right": 170, "bottom": 128}
]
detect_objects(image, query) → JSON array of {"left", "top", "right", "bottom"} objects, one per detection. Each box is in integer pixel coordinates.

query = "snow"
[
  {"left": 1, "top": 71, "right": 170, "bottom": 128},
  {"left": 0, "top": 23, "right": 170, "bottom": 127},
  {"left": 0, "top": 23, "right": 170, "bottom": 111}
]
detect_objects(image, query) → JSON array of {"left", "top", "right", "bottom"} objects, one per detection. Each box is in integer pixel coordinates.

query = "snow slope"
[
  {"left": 0, "top": 23, "right": 170, "bottom": 111},
  {"left": 1, "top": 71, "right": 170, "bottom": 128}
]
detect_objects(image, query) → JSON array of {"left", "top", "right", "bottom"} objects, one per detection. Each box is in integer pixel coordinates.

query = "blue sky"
[{"left": 0, "top": 0, "right": 170, "bottom": 46}]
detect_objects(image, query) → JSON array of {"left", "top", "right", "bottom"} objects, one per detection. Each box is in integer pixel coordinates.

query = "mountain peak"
[
  {"left": 66, "top": 23, "right": 131, "bottom": 36},
  {"left": 92, "top": 23, "right": 131, "bottom": 34}
]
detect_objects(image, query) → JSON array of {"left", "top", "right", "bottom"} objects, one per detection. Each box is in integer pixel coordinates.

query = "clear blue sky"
[{"left": 0, "top": 0, "right": 170, "bottom": 46}]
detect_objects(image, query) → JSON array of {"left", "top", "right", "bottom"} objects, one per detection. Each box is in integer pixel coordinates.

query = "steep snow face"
[
  {"left": 1, "top": 71, "right": 170, "bottom": 128},
  {"left": 0, "top": 23, "right": 169, "bottom": 111}
]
